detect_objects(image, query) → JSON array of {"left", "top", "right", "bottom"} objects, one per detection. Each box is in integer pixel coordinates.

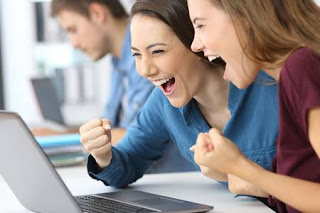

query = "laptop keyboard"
[{"left": 75, "top": 195, "right": 158, "bottom": 213}]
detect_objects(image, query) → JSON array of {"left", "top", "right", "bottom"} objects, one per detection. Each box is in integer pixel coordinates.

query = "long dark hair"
[{"left": 131, "top": 0, "right": 225, "bottom": 68}]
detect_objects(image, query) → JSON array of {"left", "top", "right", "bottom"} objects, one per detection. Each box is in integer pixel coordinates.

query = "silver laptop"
[
  {"left": 31, "top": 77, "right": 66, "bottom": 126},
  {"left": 0, "top": 111, "right": 213, "bottom": 213}
]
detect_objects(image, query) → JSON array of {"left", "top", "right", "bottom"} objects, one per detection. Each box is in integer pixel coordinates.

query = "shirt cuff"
[{"left": 87, "top": 149, "right": 123, "bottom": 186}]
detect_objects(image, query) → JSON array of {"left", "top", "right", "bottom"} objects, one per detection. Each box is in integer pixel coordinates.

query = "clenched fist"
[{"left": 79, "top": 118, "right": 113, "bottom": 169}]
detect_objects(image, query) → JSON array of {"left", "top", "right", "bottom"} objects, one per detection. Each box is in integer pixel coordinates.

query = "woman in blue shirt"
[{"left": 79, "top": 0, "right": 278, "bottom": 190}]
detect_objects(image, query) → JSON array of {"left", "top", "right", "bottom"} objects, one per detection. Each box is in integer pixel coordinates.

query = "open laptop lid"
[
  {"left": 31, "top": 77, "right": 65, "bottom": 125},
  {"left": 0, "top": 111, "right": 81, "bottom": 213},
  {"left": 0, "top": 111, "right": 213, "bottom": 213}
]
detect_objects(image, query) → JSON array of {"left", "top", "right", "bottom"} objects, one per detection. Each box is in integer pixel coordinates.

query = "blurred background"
[
  {"left": 0, "top": 0, "right": 135, "bottom": 127},
  {"left": 0, "top": 0, "right": 319, "bottom": 127}
]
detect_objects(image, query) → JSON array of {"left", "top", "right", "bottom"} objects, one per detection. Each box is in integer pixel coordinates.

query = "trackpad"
[{"left": 133, "top": 197, "right": 184, "bottom": 206}]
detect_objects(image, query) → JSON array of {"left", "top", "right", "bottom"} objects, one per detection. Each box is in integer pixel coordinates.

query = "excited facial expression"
[
  {"left": 130, "top": 14, "right": 208, "bottom": 108},
  {"left": 188, "top": 0, "right": 259, "bottom": 89},
  {"left": 58, "top": 10, "right": 110, "bottom": 61}
]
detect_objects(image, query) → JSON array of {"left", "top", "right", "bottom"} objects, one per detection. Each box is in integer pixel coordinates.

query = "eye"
[
  {"left": 67, "top": 27, "right": 77, "bottom": 33},
  {"left": 152, "top": 49, "right": 165, "bottom": 55},
  {"left": 132, "top": 52, "right": 141, "bottom": 58},
  {"left": 195, "top": 24, "right": 204, "bottom": 29}
]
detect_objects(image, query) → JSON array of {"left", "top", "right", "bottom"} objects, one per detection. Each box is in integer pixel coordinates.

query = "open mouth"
[
  {"left": 208, "top": 55, "right": 220, "bottom": 62},
  {"left": 153, "top": 77, "right": 176, "bottom": 95}
]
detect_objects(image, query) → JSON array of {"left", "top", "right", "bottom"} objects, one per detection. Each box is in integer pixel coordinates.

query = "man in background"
[{"left": 50, "top": 0, "right": 154, "bottom": 143}]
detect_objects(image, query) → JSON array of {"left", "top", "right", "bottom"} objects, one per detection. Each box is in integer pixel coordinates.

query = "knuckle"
[
  {"left": 200, "top": 167, "right": 210, "bottom": 175},
  {"left": 101, "top": 134, "right": 109, "bottom": 143},
  {"left": 228, "top": 183, "right": 237, "bottom": 194},
  {"left": 80, "top": 135, "right": 87, "bottom": 144},
  {"left": 96, "top": 126, "right": 105, "bottom": 134},
  {"left": 92, "top": 118, "right": 101, "bottom": 124},
  {"left": 85, "top": 143, "right": 94, "bottom": 152}
]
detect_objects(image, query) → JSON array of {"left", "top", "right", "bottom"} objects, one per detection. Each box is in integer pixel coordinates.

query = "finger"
[
  {"left": 209, "top": 128, "right": 222, "bottom": 137},
  {"left": 91, "top": 142, "right": 112, "bottom": 159},
  {"left": 79, "top": 118, "right": 102, "bottom": 134},
  {"left": 203, "top": 134, "right": 214, "bottom": 151},
  {"left": 85, "top": 134, "right": 110, "bottom": 152},
  {"left": 196, "top": 133, "right": 211, "bottom": 154},
  {"left": 208, "top": 128, "right": 223, "bottom": 143},
  {"left": 101, "top": 119, "right": 111, "bottom": 130},
  {"left": 80, "top": 126, "right": 106, "bottom": 145},
  {"left": 101, "top": 119, "right": 112, "bottom": 143}
]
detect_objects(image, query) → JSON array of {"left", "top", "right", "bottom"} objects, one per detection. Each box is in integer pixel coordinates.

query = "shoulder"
[
  {"left": 283, "top": 48, "right": 320, "bottom": 78},
  {"left": 280, "top": 48, "right": 320, "bottom": 106}
]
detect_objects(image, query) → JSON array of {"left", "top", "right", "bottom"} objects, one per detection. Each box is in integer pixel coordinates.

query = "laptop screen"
[{"left": 31, "top": 77, "right": 65, "bottom": 125}]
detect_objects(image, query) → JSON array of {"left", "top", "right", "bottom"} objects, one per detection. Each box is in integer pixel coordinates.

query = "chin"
[
  {"left": 88, "top": 52, "right": 106, "bottom": 61},
  {"left": 233, "top": 79, "right": 251, "bottom": 89},
  {"left": 168, "top": 98, "right": 188, "bottom": 109}
]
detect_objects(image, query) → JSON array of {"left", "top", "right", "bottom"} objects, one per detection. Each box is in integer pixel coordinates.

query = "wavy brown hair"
[{"left": 209, "top": 0, "right": 320, "bottom": 69}]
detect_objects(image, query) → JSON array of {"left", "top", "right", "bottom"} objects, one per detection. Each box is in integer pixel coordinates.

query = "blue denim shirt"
[
  {"left": 102, "top": 24, "right": 154, "bottom": 128},
  {"left": 89, "top": 72, "right": 279, "bottom": 188}
]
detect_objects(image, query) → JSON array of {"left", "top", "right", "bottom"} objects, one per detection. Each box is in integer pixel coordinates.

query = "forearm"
[
  {"left": 227, "top": 174, "right": 268, "bottom": 197},
  {"left": 203, "top": 169, "right": 228, "bottom": 181},
  {"left": 235, "top": 157, "right": 320, "bottom": 212},
  {"left": 88, "top": 148, "right": 151, "bottom": 188}
]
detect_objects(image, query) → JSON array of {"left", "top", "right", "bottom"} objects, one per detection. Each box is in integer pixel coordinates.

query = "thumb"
[
  {"left": 196, "top": 133, "right": 212, "bottom": 154},
  {"left": 203, "top": 133, "right": 214, "bottom": 152},
  {"left": 101, "top": 119, "right": 112, "bottom": 143},
  {"left": 101, "top": 119, "right": 111, "bottom": 130}
]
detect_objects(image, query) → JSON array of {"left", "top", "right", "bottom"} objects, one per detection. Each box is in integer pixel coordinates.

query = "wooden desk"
[{"left": 0, "top": 166, "right": 274, "bottom": 212}]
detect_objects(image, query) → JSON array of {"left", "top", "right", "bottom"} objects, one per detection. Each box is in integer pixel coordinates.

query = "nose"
[
  {"left": 70, "top": 35, "right": 80, "bottom": 48},
  {"left": 138, "top": 57, "right": 156, "bottom": 78},
  {"left": 191, "top": 34, "right": 204, "bottom": 53}
]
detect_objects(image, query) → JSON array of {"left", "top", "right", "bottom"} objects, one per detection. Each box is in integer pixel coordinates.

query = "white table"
[{"left": 0, "top": 166, "right": 274, "bottom": 213}]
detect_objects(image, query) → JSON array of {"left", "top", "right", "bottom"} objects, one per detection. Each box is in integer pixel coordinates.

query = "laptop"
[
  {"left": 31, "top": 77, "right": 66, "bottom": 126},
  {"left": 0, "top": 111, "right": 213, "bottom": 213}
]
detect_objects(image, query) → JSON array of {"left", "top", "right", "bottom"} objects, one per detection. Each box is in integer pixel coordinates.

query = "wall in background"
[
  {"left": 0, "top": 0, "right": 39, "bottom": 123},
  {"left": 0, "top": 1, "right": 4, "bottom": 109}
]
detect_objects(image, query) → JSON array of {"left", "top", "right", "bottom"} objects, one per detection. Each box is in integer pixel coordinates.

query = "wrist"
[
  {"left": 230, "top": 154, "right": 250, "bottom": 176},
  {"left": 96, "top": 151, "right": 113, "bottom": 170}
]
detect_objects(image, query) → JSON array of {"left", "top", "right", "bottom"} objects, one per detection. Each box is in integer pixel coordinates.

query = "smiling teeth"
[
  {"left": 208, "top": 56, "right": 220, "bottom": 62},
  {"left": 153, "top": 77, "right": 173, "bottom": 86}
]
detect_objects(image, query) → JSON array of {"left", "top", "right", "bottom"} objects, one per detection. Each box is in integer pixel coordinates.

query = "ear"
[{"left": 88, "top": 2, "right": 109, "bottom": 24}]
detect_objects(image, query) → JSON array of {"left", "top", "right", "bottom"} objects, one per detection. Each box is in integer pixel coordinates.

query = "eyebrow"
[
  {"left": 131, "top": 43, "right": 167, "bottom": 51},
  {"left": 192, "top": 17, "right": 205, "bottom": 24}
]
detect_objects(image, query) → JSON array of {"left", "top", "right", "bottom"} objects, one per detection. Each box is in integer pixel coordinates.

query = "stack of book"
[{"left": 35, "top": 133, "right": 88, "bottom": 167}]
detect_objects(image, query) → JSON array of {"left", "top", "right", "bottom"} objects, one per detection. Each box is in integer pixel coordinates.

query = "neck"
[
  {"left": 109, "top": 18, "right": 128, "bottom": 58},
  {"left": 264, "top": 66, "right": 282, "bottom": 81},
  {"left": 194, "top": 64, "right": 230, "bottom": 129}
]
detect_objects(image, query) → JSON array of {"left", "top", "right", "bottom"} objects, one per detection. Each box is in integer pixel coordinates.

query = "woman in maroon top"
[{"left": 188, "top": 0, "right": 320, "bottom": 212}]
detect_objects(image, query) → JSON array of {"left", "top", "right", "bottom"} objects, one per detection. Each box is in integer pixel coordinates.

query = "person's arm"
[
  {"left": 87, "top": 89, "right": 171, "bottom": 188},
  {"left": 227, "top": 174, "right": 268, "bottom": 197},
  {"left": 195, "top": 111, "right": 320, "bottom": 213}
]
